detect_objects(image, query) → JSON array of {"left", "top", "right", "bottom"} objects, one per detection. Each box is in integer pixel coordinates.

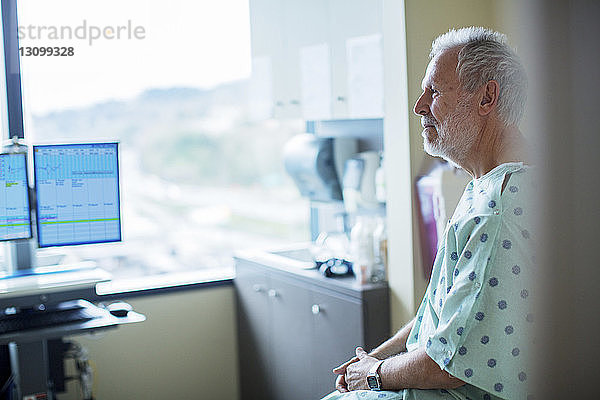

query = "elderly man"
[{"left": 323, "top": 27, "right": 534, "bottom": 400}]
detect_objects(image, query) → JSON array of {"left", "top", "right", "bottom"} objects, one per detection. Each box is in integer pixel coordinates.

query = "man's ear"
[{"left": 479, "top": 80, "right": 499, "bottom": 116}]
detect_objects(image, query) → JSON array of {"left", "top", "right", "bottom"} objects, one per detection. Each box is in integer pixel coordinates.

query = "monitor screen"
[
  {"left": 0, "top": 153, "right": 32, "bottom": 241},
  {"left": 33, "top": 143, "right": 121, "bottom": 247}
]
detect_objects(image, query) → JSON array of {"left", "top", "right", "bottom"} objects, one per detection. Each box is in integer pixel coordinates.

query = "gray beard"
[{"left": 423, "top": 98, "right": 479, "bottom": 167}]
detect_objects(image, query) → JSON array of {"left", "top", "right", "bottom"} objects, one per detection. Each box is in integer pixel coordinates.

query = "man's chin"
[
  {"left": 423, "top": 141, "right": 459, "bottom": 166},
  {"left": 423, "top": 140, "right": 443, "bottom": 158}
]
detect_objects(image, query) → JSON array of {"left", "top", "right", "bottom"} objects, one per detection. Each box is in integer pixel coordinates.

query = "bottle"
[
  {"left": 372, "top": 215, "right": 388, "bottom": 282},
  {"left": 350, "top": 215, "right": 375, "bottom": 284}
]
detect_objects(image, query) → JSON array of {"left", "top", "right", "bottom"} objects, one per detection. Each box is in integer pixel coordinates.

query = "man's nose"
[{"left": 414, "top": 92, "right": 429, "bottom": 116}]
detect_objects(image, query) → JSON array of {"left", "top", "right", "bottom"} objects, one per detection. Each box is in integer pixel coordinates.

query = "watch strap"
[{"left": 366, "top": 359, "right": 385, "bottom": 390}]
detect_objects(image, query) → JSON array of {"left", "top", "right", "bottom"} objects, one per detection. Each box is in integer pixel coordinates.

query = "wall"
[
  {"left": 58, "top": 286, "right": 239, "bottom": 400},
  {"left": 384, "top": 0, "right": 506, "bottom": 331},
  {"left": 521, "top": 1, "right": 600, "bottom": 396}
]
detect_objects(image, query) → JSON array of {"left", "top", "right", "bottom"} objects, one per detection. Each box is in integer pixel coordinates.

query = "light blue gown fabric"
[{"left": 322, "top": 163, "right": 535, "bottom": 400}]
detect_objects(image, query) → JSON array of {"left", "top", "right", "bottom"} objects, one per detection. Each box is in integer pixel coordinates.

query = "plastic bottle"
[
  {"left": 372, "top": 215, "right": 388, "bottom": 282},
  {"left": 350, "top": 215, "right": 375, "bottom": 284}
]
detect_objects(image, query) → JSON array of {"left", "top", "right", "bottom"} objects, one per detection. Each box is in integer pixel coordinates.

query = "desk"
[{"left": 1, "top": 301, "right": 145, "bottom": 400}]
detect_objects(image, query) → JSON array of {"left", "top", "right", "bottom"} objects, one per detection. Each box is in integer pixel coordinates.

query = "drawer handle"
[
  {"left": 268, "top": 289, "right": 279, "bottom": 298},
  {"left": 311, "top": 304, "right": 321, "bottom": 315}
]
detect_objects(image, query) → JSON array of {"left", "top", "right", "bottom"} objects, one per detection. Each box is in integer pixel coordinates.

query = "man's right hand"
[{"left": 332, "top": 356, "right": 359, "bottom": 392}]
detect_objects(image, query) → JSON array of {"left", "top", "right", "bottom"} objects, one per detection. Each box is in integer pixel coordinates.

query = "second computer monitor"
[
  {"left": 0, "top": 152, "right": 32, "bottom": 241},
  {"left": 33, "top": 143, "right": 121, "bottom": 247}
]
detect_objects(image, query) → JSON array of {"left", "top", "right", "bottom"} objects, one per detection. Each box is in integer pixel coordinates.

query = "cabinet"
[
  {"left": 235, "top": 256, "right": 389, "bottom": 400},
  {"left": 248, "top": 0, "right": 384, "bottom": 120},
  {"left": 327, "top": 0, "right": 384, "bottom": 119}
]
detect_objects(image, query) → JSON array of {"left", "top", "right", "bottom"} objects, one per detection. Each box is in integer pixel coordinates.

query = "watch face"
[{"left": 367, "top": 375, "right": 380, "bottom": 390}]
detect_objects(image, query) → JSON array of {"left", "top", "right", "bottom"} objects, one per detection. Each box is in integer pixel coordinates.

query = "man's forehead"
[{"left": 421, "top": 48, "right": 460, "bottom": 89}]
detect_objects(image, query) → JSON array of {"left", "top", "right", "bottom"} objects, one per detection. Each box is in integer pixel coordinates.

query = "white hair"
[{"left": 431, "top": 27, "right": 527, "bottom": 126}]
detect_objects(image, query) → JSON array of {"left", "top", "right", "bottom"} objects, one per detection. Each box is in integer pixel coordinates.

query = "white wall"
[{"left": 58, "top": 286, "right": 239, "bottom": 400}]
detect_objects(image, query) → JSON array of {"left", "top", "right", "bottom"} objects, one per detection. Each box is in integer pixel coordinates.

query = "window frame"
[
  {"left": 2, "top": 0, "right": 24, "bottom": 140},
  {"left": 1, "top": 0, "right": 234, "bottom": 295}
]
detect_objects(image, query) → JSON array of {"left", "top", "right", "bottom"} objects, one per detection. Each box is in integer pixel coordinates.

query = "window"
[{"left": 15, "top": 0, "right": 309, "bottom": 283}]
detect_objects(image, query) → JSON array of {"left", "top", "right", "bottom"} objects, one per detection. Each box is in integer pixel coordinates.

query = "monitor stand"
[
  {"left": 5, "top": 239, "right": 36, "bottom": 275},
  {"left": 1, "top": 240, "right": 139, "bottom": 400},
  {"left": 1, "top": 240, "right": 110, "bottom": 310}
]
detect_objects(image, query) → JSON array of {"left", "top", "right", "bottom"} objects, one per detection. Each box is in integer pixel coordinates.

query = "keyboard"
[{"left": 0, "top": 301, "right": 102, "bottom": 335}]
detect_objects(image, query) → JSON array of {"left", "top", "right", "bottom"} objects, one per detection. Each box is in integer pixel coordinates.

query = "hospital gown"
[{"left": 323, "top": 162, "right": 536, "bottom": 400}]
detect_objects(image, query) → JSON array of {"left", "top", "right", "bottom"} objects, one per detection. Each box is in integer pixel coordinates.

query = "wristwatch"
[{"left": 366, "top": 359, "right": 385, "bottom": 391}]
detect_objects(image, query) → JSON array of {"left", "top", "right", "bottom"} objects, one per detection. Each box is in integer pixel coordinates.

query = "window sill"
[{"left": 95, "top": 268, "right": 234, "bottom": 299}]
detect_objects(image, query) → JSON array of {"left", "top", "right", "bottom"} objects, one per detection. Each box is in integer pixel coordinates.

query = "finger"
[
  {"left": 332, "top": 356, "right": 359, "bottom": 374},
  {"left": 332, "top": 366, "right": 344, "bottom": 374},
  {"left": 345, "top": 363, "right": 360, "bottom": 391},
  {"left": 355, "top": 347, "right": 368, "bottom": 359},
  {"left": 346, "top": 374, "right": 358, "bottom": 392},
  {"left": 335, "top": 374, "right": 349, "bottom": 393},
  {"left": 333, "top": 356, "right": 358, "bottom": 372}
]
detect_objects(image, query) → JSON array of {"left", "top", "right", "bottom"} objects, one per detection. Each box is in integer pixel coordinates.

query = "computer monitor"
[
  {"left": 0, "top": 152, "right": 32, "bottom": 241},
  {"left": 33, "top": 143, "right": 121, "bottom": 248}
]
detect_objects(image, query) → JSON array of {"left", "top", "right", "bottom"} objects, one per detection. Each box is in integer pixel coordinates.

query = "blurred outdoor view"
[{"left": 15, "top": 0, "right": 309, "bottom": 280}]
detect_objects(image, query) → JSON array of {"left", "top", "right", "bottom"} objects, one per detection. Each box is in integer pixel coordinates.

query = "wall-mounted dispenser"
[
  {"left": 283, "top": 133, "right": 357, "bottom": 202},
  {"left": 286, "top": 118, "right": 384, "bottom": 241},
  {"left": 342, "top": 150, "right": 381, "bottom": 214}
]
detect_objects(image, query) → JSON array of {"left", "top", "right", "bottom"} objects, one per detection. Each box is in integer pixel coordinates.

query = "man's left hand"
[{"left": 345, "top": 347, "right": 380, "bottom": 391}]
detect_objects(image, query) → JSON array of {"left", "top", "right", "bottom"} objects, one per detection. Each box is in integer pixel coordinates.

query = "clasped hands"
[{"left": 332, "top": 347, "right": 381, "bottom": 392}]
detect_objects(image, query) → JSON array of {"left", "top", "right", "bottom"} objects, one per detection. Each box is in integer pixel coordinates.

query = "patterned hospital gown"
[{"left": 323, "top": 162, "right": 535, "bottom": 400}]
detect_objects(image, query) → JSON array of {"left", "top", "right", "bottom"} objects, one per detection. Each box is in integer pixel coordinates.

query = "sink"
[
  {"left": 267, "top": 248, "right": 314, "bottom": 263},
  {"left": 257, "top": 244, "right": 316, "bottom": 269}
]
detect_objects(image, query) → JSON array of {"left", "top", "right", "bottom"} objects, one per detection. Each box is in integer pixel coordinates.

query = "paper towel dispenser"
[{"left": 283, "top": 134, "right": 357, "bottom": 202}]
